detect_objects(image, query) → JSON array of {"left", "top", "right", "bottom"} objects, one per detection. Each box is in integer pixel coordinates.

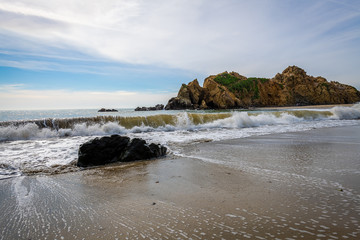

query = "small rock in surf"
[{"left": 77, "top": 135, "right": 167, "bottom": 167}]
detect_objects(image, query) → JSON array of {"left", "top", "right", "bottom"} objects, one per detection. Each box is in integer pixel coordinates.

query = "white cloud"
[
  {"left": 0, "top": 84, "right": 25, "bottom": 91},
  {"left": 0, "top": 85, "right": 175, "bottom": 110},
  {"left": 0, "top": 0, "right": 359, "bottom": 88}
]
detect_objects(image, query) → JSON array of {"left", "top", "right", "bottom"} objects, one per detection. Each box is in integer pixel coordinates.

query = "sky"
[{"left": 0, "top": 0, "right": 359, "bottom": 110}]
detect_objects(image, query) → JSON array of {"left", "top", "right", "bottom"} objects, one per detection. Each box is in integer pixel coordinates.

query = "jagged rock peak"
[
  {"left": 282, "top": 65, "right": 307, "bottom": 77},
  {"left": 228, "top": 71, "right": 247, "bottom": 80},
  {"left": 205, "top": 71, "right": 247, "bottom": 81}
]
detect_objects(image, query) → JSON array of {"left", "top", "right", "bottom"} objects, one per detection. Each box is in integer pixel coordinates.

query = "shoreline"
[{"left": 1, "top": 124, "right": 360, "bottom": 239}]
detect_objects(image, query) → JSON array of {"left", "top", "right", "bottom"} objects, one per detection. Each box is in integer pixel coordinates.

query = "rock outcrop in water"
[
  {"left": 98, "top": 108, "right": 118, "bottom": 112},
  {"left": 135, "top": 104, "right": 164, "bottom": 111},
  {"left": 165, "top": 66, "right": 360, "bottom": 109},
  {"left": 77, "top": 135, "right": 167, "bottom": 167}
]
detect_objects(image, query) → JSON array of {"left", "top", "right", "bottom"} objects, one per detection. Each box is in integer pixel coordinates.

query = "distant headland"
[{"left": 165, "top": 66, "right": 360, "bottom": 110}]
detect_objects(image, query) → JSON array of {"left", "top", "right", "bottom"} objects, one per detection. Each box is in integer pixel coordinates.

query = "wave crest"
[
  {"left": 1, "top": 105, "right": 359, "bottom": 141},
  {"left": 330, "top": 103, "right": 360, "bottom": 120}
]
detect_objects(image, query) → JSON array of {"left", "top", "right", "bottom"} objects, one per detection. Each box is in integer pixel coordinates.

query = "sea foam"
[
  {"left": 330, "top": 103, "right": 360, "bottom": 120},
  {"left": 1, "top": 105, "right": 360, "bottom": 177},
  {"left": 1, "top": 105, "right": 360, "bottom": 142}
]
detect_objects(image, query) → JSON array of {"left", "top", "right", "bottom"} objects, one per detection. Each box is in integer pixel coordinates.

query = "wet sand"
[{"left": 1, "top": 125, "right": 360, "bottom": 239}]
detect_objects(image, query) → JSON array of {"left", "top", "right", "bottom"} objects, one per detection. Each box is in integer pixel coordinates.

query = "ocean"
[{"left": 1, "top": 104, "right": 360, "bottom": 179}]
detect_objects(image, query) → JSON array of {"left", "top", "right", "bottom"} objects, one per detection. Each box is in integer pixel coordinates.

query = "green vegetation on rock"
[
  {"left": 213, "top": 73, "right": 239, "bottom": 86},
  {"left": 230, "top": 79, "right": 257, "bottom": 95},
  {"left": 248, "top": 77, "right": 269, "bottom": 84},
  {"left": 214, "top": 74, "right": 269, "bottom": 99}
]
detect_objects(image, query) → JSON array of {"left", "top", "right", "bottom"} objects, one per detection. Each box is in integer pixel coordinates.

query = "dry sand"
[{"left": 1, "top": 125, "right": 360, "bottom": 239}]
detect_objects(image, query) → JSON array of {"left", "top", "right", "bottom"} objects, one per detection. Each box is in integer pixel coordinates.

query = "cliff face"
[{"left": 165, "top": 66, "right": 360, "bottom": 110}]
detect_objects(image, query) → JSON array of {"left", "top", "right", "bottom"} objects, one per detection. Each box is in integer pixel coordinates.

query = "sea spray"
[
  {"left": 1, "top": 104, "right": 360, "bottom": 177},
  {"left": 1, "top": 105, "right": 360, "bottom": 142},
  {"left": 330, "top": 103, "right": 360, "bottom": 120}
]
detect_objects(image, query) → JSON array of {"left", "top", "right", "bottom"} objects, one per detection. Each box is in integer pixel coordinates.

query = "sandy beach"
[{"left": 1, "top": 125, "right": 360, "bottom": 239}]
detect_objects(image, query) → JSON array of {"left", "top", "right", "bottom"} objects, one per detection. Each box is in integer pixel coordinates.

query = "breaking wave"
[
  {"left": 330, "top": 103, "right": 360, "bottom": 119},
  {"left": 0, "top": 104, "right": 359, "bottom": 142}
]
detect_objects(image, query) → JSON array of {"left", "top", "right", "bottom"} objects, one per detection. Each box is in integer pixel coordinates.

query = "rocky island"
[{"left": 165, "top": 66, "right": 360, "bottom": 110}]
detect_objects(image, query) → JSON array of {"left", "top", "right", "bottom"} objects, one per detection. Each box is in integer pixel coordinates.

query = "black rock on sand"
[{"left": 77, "top": 135, "right": 167, "bottom": 167}]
